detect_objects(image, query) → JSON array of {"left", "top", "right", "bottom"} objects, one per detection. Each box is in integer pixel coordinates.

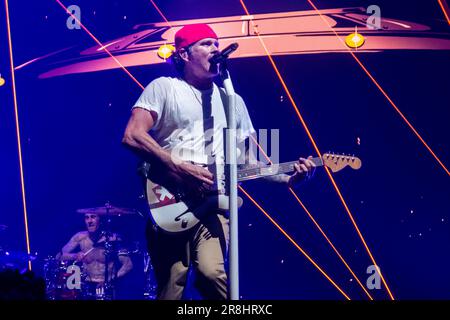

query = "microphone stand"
[{"left": 219, "top": 61, "right": 239, "bottom": 300}]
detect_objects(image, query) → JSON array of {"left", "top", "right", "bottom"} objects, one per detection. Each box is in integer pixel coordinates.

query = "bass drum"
[
  {"left": 44, "top": 257, "right": 84, "bottom": 300},
  {"left": 82, "top": 281, "right": 113, "bottom": 300}
]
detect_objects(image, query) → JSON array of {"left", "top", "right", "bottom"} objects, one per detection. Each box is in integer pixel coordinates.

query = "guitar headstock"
[{"left": 322, "top": 153, "right": 362, "bottom": 173}]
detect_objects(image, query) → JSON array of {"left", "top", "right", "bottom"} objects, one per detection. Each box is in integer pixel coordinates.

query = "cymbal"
[
  {"left": 76, "top": 205, "right": 136, "bottom": 216},
  {"left": 0, "top": 250, "right": 38, "bottom": 264}
]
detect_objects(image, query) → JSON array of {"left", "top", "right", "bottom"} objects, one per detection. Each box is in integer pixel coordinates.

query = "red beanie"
[{"left": 175, "top": 24, "right": 218, "bottom": 50}]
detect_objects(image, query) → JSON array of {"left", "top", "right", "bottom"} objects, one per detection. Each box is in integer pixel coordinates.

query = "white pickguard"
[{"left": 146, "top": 179, "right": 242, "bottom": 233}]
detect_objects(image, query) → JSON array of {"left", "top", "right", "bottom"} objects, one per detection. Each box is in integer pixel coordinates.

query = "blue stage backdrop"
[{"left": 0, "top": 0, "right": 449, "bottom": 299}]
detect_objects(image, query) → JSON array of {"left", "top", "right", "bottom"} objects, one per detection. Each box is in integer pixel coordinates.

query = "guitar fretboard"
[{"left": 237, "top": 157, "right": 323, "bottom": 181}]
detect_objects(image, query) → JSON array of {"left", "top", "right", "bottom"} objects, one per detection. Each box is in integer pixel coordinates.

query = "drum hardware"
[
  {"left": 43, "top": 257, "right": 84, "bottom": 300},
  {"left": 0, "top": 248, "right": 38, "bottom": 272},
  {"left": 143, "top": 251, "right": 157, "bottom": 300},
  {"left": 76, "top": 202, "right": 138, "bottom": 300},
  {"left": 43, "top": 203, "right": 144, "bottom": 299},
  {"left": 76, "top": 203, "right": 137, "bottom": 216}
]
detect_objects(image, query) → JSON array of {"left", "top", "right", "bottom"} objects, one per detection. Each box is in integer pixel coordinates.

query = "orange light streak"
[
  {"left": 240, "top": 0, "right": 395, "bottom": 299},
  {"left": 437, "top": 0, "right": 450, "bottom": 25},
  {"left": 145, "top": 1, "right": 354, "bottom": 299},
  {"left": 149, "top": 0, "right": 171, "bottom": 26},
  {"left": 309, "top": 0, "right": 449, "bottom": 176},
  {"left": 5, "top": 0, "right": 32, "bottom": 270},
  {"left": 250, "top": 135, "right": 372, "bottom": 299},
  {"left": 239, "top": 186, "right": 351, "bottom": 300},
  {"left": 288, "top": 188, "right": 373, "bottom": 299},
  {"left": 55, "top": 0, "right": 144, "bottom": 90}
]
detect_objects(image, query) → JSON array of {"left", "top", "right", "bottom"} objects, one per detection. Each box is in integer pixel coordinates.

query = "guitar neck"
[{"left": 237, "top": 157, "right": 323, "bottom": 182}]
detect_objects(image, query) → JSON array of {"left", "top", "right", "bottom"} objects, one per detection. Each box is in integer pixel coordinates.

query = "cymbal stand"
[{"left": 101, "top": 202, "right": 115, "bottom": 300}]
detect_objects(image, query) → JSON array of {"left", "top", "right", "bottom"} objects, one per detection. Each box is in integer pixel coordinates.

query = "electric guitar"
[{"left": 143, "top": 153, "right": 361, "bottom": 233}]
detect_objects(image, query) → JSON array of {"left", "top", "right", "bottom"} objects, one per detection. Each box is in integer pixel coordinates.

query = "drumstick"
[{"left": 81, "top": 247, "right": 95, "bottom": 258}]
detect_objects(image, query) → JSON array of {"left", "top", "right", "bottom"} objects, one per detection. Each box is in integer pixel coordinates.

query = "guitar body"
[
  {"left": 145, "top": 178, "right": 242, "bottom": 233},
  {"left": 146, "top": 178, "right": 198, "bottom": 233}
]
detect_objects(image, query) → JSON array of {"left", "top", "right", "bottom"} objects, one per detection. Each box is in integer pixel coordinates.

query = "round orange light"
[
  {"left": 157, "top": 44, "right": 175, "bottom": 59},
  {"left": 345, "top": 32, "right": 365, "bottom": 49}
]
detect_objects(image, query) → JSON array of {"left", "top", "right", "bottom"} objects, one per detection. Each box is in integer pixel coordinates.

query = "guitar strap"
[
  {"left": 218, "top": 86, "right": 229, "bottom": 129},
  {"left": 137, "top": 86, "right": 232, "bottom": 180}
]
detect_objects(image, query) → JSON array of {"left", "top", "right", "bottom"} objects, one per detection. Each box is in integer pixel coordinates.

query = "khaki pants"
[{"left": 146, "top": 213, "right": 229, "bottom": 300}]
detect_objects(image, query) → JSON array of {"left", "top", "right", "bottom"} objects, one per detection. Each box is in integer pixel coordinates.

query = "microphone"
[{"left": 209, "top": 42, "right": 239, "bottom": 64}]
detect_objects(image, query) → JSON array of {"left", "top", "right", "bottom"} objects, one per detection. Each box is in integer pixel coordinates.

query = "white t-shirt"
[{"left": 132, "top": 77, "right": 255, "bottom": 165}]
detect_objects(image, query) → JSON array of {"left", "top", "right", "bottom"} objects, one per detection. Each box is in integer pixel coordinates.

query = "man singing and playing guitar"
[{"left": 122, "top": 24, "right": 316, "bottom": 300}]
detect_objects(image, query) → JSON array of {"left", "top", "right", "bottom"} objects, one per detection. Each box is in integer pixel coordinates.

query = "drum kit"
[
  {"left": 43, "top": 258, "right": 84, "bottom": 300},
  {"left": 0, "top": 248, "right": 38, "bottom": 273},
  {"left": 0, "top": 224, "right": 38, "bottom": 274},
  {"left": 0, "top": 203, "right": 156, "bottom": 300},
  {"left": 0, "top": 204, "right": 156, "bottom": 300}
]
